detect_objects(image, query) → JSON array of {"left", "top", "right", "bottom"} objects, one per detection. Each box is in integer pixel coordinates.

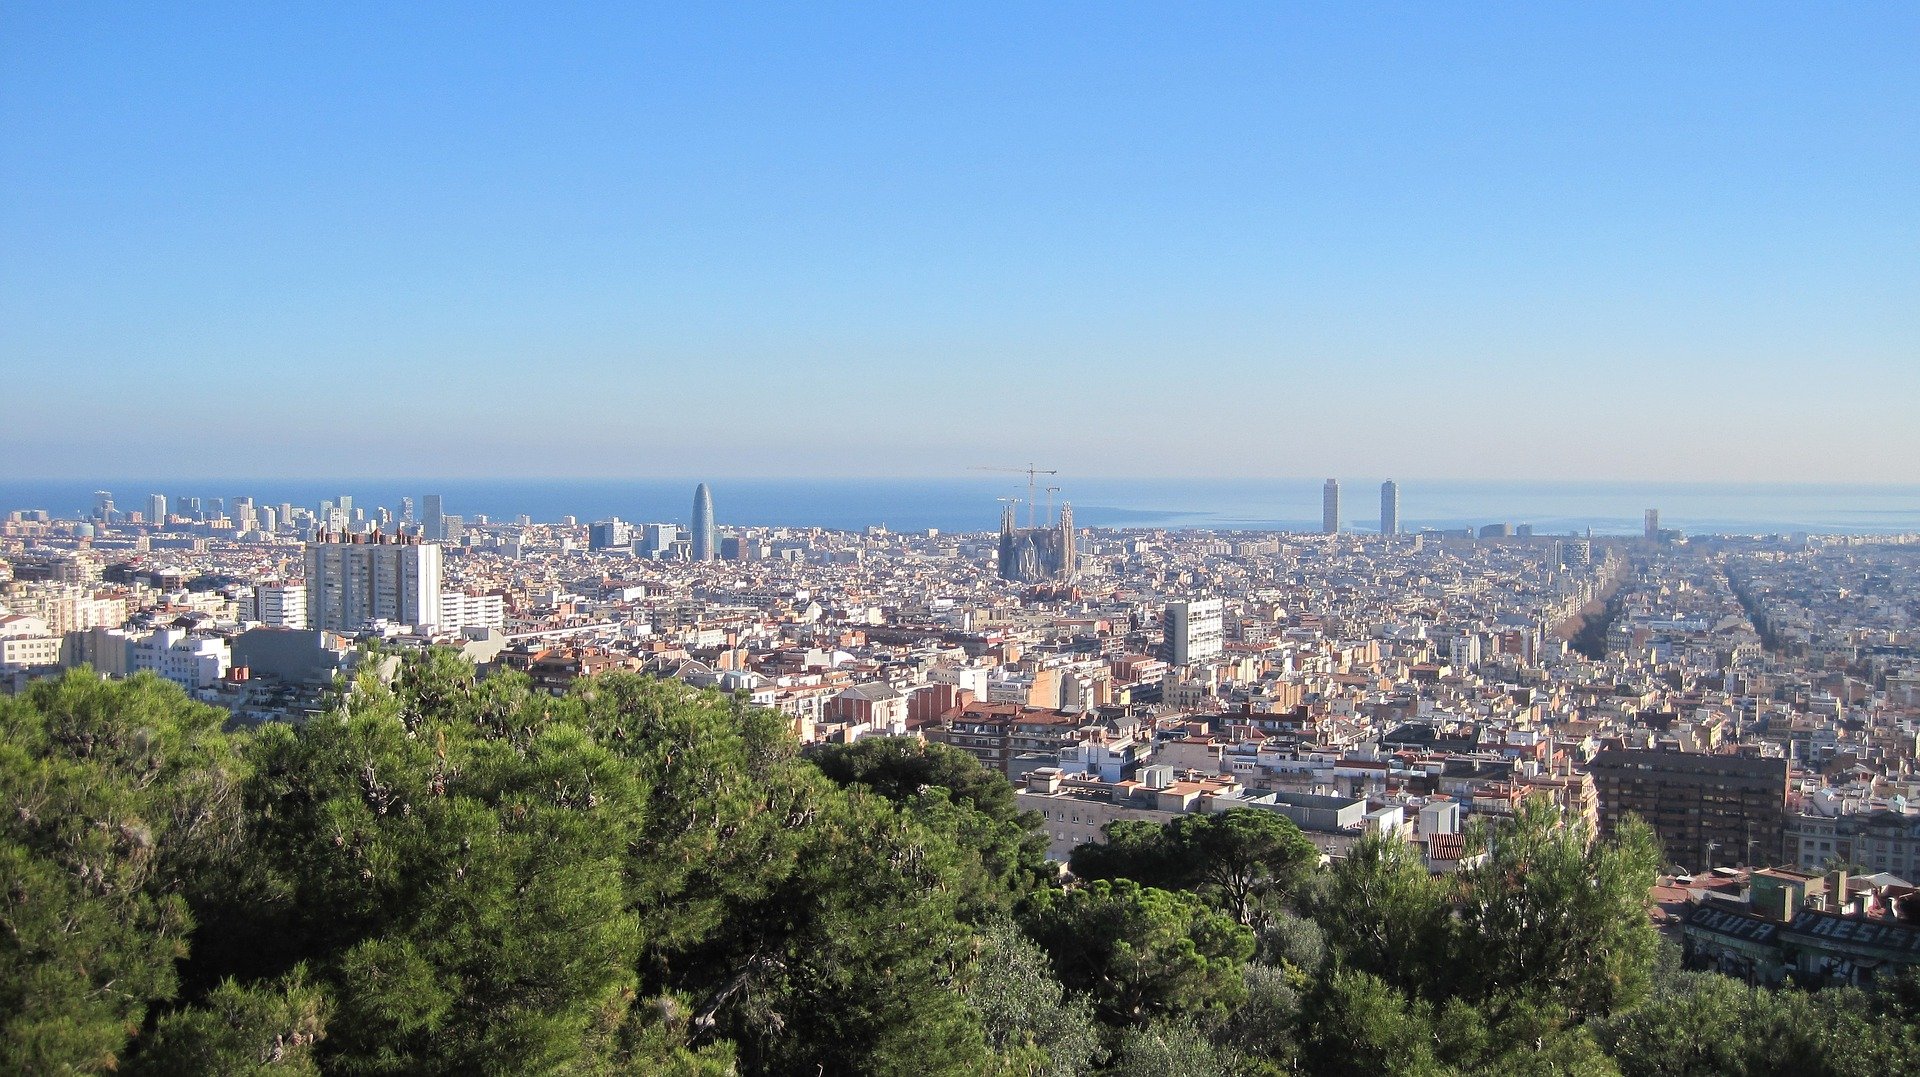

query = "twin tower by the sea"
[{"left": 4, "top": 477, "right": 1918, "bottom": 538}]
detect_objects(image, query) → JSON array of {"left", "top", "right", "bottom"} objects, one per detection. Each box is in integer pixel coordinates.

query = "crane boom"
[{"left": 970, "top": 463, "right": 1058, "bottom": 529}]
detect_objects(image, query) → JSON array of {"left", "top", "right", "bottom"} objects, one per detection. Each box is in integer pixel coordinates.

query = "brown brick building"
[{"left": 1588, "top": 749, "right": 1789, "bottom": 871}]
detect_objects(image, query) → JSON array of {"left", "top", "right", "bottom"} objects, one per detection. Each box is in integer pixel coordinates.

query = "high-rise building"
[
  {"left": 589, "top": 518, "right": 632, "bottom": 551},
  {"left": 1322, "top": 479, "right": 1339, "bottom": 534},
  {"left": 1644, "top": 509, "right": 1660, "bottom": 542},
  {"left": 146, "top": 494, "right": 167, "bottom": 525},
  {"left": 1589, "top": 749, "right": 1788, "bottom": 870},
  {"left": 638, "top": 523, "right": 681, "bottom": 559},
  {"left": 421, "top": 494, "right": 445, "bottom": 541},
  {"left": 93, "top": 490, "right": 115, "bottom": 523},
  {"left": 691, "top": 483, "right": 717, "bottom": 562},
  {"left": 1380, "top": 480, "right": 1399, "bottom": 536},
  {"left": 400, "top": 496, "right": 415, "bottom": 524},
  {"left": 303, "top": 531, "right": 443, "bottom": 632},
  {"left": 1162, "top": 597, "right": 1224, "bottom": 666}
]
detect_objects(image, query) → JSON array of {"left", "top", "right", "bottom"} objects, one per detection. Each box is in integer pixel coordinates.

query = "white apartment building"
[
  {"left": 0, "top": 614, "right": 62, "bottom": 673},
  {"left": 304, "top": 533, "right": 443, "bottom": 632},
  {"left": 439, "top": 591, "right": 505, "bottom": 632},
  {"left": 128, "top": 626, "right": 229, "bottom": 689},
  {"left": 255, "top": 583, "right": 308, "bottom": 628},
  {"left": 1164, "top": 598, "right": 1224, "bottom": 666}
]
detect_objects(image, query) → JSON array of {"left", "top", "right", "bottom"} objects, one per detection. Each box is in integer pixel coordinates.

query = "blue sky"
[{"left": 3, "top": 3, "right": 1915, "bottom": 481}]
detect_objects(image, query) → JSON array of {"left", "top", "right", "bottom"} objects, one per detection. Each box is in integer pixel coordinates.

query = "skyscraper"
[
  {"left": 691, "top": 483, "right": 717, "bottom": 562},
  {"left": 1380, "top": 480, "right": 1399, "bottom": 536},
  {"left": 146, "top": 493, "right": 167, "bottom": 524},
  {"left": 1322, "top": 479, "right": 1339, "bottom": 534},
  {"left": 304, "top": 530, "right": 443, "bottom": 631},
  {"left": 421, "top": 494, "right": 445, "bottom": 541}
]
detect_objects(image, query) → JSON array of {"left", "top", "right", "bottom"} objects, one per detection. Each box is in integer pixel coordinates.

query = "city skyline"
[{"left": 4, "top": 5, "right": 1916, "bottom": 482}]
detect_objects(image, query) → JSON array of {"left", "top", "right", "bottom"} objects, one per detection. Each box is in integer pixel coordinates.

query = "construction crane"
[{"left": 971, "top": 463, "right": 1058, "bottom": 529}]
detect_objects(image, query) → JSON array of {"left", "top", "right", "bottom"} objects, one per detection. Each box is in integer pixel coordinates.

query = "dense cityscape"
[
  {"left": 8, "top": 5, "right": 1919, "bottom": 1074},
  {"left": 7, "top": 480, "right": 1919, "bottom": 980}
]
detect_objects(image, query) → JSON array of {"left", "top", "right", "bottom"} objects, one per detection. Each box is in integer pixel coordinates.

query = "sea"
[{"left": 4, "top": 478, "right": 1919, "bottom": 538}]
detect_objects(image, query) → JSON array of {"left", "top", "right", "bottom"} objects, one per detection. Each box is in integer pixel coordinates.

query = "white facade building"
[
  {"left": 1164, "top": 598, "right": 1224, "bottom": 666},
  {"left": 439, "top": 591, "right": 506, "bottom": 632},
  {"left": 304, "top": 532, "right": 443, "bottom": 632},
  {"left": 256, "top": 583, "right": 308, "bottom": 628}
]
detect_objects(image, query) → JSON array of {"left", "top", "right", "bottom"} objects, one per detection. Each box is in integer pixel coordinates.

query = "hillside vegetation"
[{"left": 3, "top": 656, "right": 1916, "bottom": 1075}]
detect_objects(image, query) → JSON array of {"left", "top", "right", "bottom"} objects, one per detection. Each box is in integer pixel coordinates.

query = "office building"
[
  {"left": 637, "top": 523, "right": 681, "bottom": 559},
  {"left": 589, "top": 518, "right": 632, "bottom": 551},
  {"left": 1162, "top": 597, "right": 1224, "bottom": 666},
  {"left": 1589, "top": 749, "right": 1789, "bottom": 870},
  {"left": 93, "top": 490, "right": 114, "bottom": 523},
  {"left": 303, "top": 531, "right": 443, "bottom": 632},
  {"left": 1322, "top": 479, "right": 1339, "bottom": 534},
  {"left": 421, "top": 494, "right": 445, "bottom": 541},
  {"left": 146, "top": 493, "right": 167, "bottom": 525},
  {"left": 1380, "top": 480, "right": 1399, "bottom": 536},
  {"left": 691, "top": 483, "right": 718, "bottom": 562}
]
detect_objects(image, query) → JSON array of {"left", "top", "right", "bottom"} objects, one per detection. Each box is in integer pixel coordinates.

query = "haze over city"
[{"left": 4, "top": 4, "right": 1916, "bottom": 482}]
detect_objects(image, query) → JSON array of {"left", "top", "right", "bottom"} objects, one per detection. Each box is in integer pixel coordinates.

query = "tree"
[
  {"left": 1025, "top": 879, "right": 1254, "bottom": 1029},
  {"left": 1297, "top": 969, "right": 1446, "bottom": 1077},
  {"left": 1108, "top": 1019, "right": 1252, "bottom": 1077},
  {"left": 812, "top": 736, "right": 1026, "bottom": 825},
  {"left": 1596, "top": 971, "right": 1920, "bottom": 1077},
  {"left": 1455, "top": 799, "right": 1663, "bottom": 1019},
  {"left": 813, "top": 736, "right": 1053, "bottom": 919},
  {"left": 130, "top": 968, "right": 328, "bottom": 1076},
  {"left": 230, "top": 670, "right": 649, "bottom": 1074},
  {"left": 1071, "top": 809, "right": 1318, "bottom": 929},
  {"left": 0, "top": 671, "right": 248, "bottom": 1073},
  {"left": 964, "top": 918, "right": 1105, "bottom": 1077},
  {"left": 1307, "top": 831, "right": 1452, "bottom": 999},
  {"left": 1166, "top": 810, "right": 1318, "bottom": 928}
]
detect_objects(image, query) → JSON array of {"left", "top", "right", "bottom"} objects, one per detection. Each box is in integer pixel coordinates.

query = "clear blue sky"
[{"left": 3, "top": 3, "right": 1915, "bottom": 481}]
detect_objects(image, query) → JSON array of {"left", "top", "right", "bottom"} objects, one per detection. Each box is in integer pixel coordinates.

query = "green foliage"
[
  {"left": 965, "top": 918, "right": 1105, "bottom": 1076},
  {"left": 1596, "top": 971, "right": 1920, "bottom": 1076},
  {"left": 1026, "top": 878, "right": 1254, "bottom": 1029},
  {"left": 1108, "top": 1019, "right": 1252, "bottom": 1077},
  {"left": 1298, "top": 969, "right": 1446, "bottom": 1077},
  {"left": 131, "top": 968, "right": 328, "bottom": 1076},
  {"left": 1455, "top": 800, "right": 1663, "bottom": 1019},
  {"left": 1306, "top": 829, "right": 1453, "bottom": 997},
  {"left": 1215, "top": 963, "right": 1303, "bottom": 1072},
  {"left": 7, "top": 656, "right": 1911, "bottom": 1077},
  {"left": 0, "top": 671, "right": 246, "bottom": 1074},
  {"left": 1071, "top": 809, "right": 1318, "bottom": 933},
  {"left": 813, "top": 736, "right": 1053, "bottom": 919},
  {"left": 234, "top": 666, "right": 648, "bottom": 1074}
]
